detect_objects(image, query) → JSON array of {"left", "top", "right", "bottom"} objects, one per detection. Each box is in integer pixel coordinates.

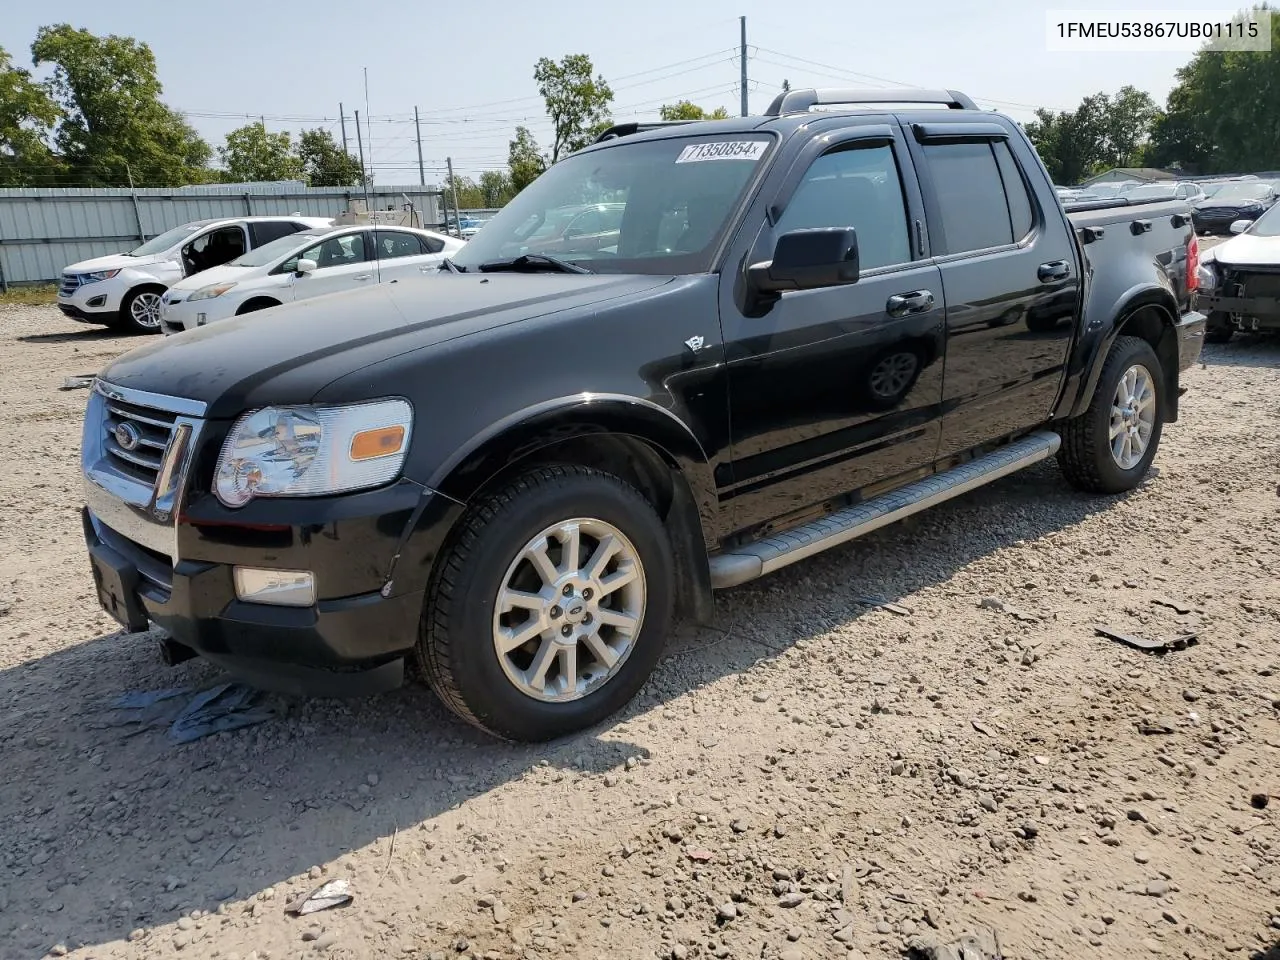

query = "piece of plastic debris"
[
  {"left": 1152, "top": 596, "right": 1193, "bottom": 615},
  {"left": 285, "top": 878, "right": 353, "bottom": 916},
  {"left": 1095, "top": 625, "right": 1200, "bottom": 653},
  {"left": 168, "top": 682, "right": 276, "bottom": 743},
  {"left": 59, "top": 374, "right": 96, "bottom": 391},
  {"left": 854, "top": 596, "right": 913, "bottom": 616}
]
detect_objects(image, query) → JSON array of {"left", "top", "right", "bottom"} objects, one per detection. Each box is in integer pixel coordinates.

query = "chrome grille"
[
  {"left": 1238, "top": 272, "right": 1280, "bottom": 300},
  {"left": 59, "top": 273, "right": 82, "bottom": 297},
  {"left": 102, "top": 396, "right": 179, "bottom": 487}
]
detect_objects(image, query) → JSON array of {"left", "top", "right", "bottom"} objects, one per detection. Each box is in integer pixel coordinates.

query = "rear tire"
[
  {"left": 120, "top": 287, "right": 165, "bottom": 334},
  {"left": 1058, "top": 335, "right": 1164, "bottom": 494},
  {"left": 1204, "top": 312, "right": 1234, "bottom": 344},
  {"left": 416, "top": 464, "right": 675, "bottom": 741}
]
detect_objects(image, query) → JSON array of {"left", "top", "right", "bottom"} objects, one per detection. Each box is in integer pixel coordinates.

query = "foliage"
[
  {"left": 478, "top": 169, "right": 513, "bottom": 207},
  {"left": 533, "top": 54, "right": 614, "bottom": 163},
  {"left": 0, "top": 46, "right": 61, "bottom": 186},
  {"left": 297, "top": 128, "right": 363, "bottom": 187},
  {"left": 441, "top": 172, "right": 485, "bottom": 209},
  {"left": 31, "top": 24, "right": 210, "bottom": 187},
  {"left": 508, "top": 125, "right": 547, "bottom": 193},
  {"left": 1148, "top": 6, "right": 1280, "bottom": 172},
  {"left": 219, "top": 123, "right": 304, "bottom": 183},
  {"left": 0, "top": 283, "right": 57, "bottom": 305},
  {"left": 1024, "top": 86, "right": 1158, "bottom": 184},
  {"left": 659, "top": 101, "right": 731, "bottom": 121}
]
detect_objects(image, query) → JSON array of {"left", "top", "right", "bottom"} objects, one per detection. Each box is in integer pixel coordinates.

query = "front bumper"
[
  {"left": 58, "top": 278, "right": 125, "bottom": 322},
  {"left": 1194, "top": 290, "right": 1280, "bottom": 331}
]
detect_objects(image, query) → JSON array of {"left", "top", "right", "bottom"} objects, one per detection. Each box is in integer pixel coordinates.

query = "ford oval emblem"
[{"left": 114, "top": 421, "right": 142, "bottom": 452}]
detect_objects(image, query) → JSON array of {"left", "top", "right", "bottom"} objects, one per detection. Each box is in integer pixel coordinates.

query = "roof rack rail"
[
  {"left": 593, "top": 120, "right": 702, "bottom": 143},
  {"left": 763, "top": 87, "right": 978, "bottom": 116}
]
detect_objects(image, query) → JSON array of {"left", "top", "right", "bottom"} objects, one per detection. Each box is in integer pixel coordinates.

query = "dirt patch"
[{"left": 1, "top": 303, "right": 1277, "bottom": 960}]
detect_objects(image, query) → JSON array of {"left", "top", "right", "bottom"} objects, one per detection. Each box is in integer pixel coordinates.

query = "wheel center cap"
[{"left": 564, "top": 600, "right": 587, "bottom": 624}]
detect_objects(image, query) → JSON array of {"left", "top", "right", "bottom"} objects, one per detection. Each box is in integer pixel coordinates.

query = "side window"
[
  {"left": 774, "top": 142, "right": 910, "bottom": 271},
  {"left": 992, "top": 140, "right": 1035, "bottom": 240},
  {"left": 183, "top": 225, "right": 247, "bottom": 272},
  {"left": 298, "top": 233, "right": 369, "bottom": 270},
  {"left": 250, "top": 220, "right": 306, "bottom": 247},
  {"left": 377, "top": 231, "right": 427, "bottom": 260},
  {"left": 420, "top": 234, "right": 445, "bottom": 254},
  {"left": 921, "top": 141, "right": 1021, "bottom": 254}
]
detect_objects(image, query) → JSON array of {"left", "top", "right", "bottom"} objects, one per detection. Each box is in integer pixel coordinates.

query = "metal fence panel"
[{"left": 0, "top": 184, "right": 444, "bottom": 287}]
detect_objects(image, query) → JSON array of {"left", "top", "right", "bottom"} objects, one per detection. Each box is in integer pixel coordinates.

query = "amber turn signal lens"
[{"left": 349, "top": 425, "right": 406, "bottom": 461}]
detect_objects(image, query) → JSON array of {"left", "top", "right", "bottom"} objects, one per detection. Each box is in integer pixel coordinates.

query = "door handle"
[
  {"left": 886, "top": 289, "right": 934, "bottom": 317},
  {"left": 1037, "top": 260, "right": 1070, "bottom": 282},
  {"left": 354, "top": 274, "right": 373, "bottom": 281}
]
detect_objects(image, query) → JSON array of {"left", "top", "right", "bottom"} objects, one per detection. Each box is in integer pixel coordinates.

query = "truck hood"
[
  {"left": 168, "top": 263, "right": 255, "bottom": 293},
  {"left": 1205, "top": 233, "right": 1280, "bottom": 268},
  {"left": 98, "top": 272, "right": 674, "bottom": 418},
  {"left": 65, "top": 252, "right": 164, "bottom": 273}
]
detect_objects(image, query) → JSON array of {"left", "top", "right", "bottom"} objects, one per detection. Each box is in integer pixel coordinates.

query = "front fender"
[{"left": 427, "top": 393, "right": 719, "bottom": 550}]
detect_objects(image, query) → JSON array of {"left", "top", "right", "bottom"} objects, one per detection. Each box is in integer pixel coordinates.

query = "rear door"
[
  {"left": 371, "top": 229, "right": 447, "bottom": 282},
  {"left": 904, "top": 121, "right": 1081, "bottom": 458},
  {"left": 279, "top": 230, "right": 376, "bottom": 302},
  {"left": 719, "top": 120, "right": 946, "bottom": 534}
]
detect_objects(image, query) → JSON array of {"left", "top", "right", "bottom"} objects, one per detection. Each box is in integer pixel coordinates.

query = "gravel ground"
[{"left": 0, "top": 300, "right": 1277, "bottom": 960}]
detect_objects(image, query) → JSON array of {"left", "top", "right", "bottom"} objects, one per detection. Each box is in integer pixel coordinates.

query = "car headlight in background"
[
  {"left": 81, "top": 269, "right": 121, "bottom": 283},
  {"left": 214, "top": 399, "right": 413, "bottom": 508},
  {"left": 188, "top": 281, "right": 238, "bottom": 302},
  {"left": 1197, "top": 260, "right": 1218, "bottom": 291}
]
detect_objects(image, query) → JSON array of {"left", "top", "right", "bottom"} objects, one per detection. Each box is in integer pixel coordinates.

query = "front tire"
[
  {"left": 120, "top": 287, "right": 165, "bottom": 334},
  {"left": 1058, "top": 335, "right": 1164, "bottom": 494},
  {"left": 416, "top": 464, "right": 675, "bottom": 741}
]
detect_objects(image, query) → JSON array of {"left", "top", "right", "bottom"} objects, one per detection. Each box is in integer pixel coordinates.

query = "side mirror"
[
  {"left": 296, "top": 258, "right": 318, "bottom": 275},
  {"left": 748, "top": 227, "right": 860, "bottom": 294},
  {"left": 1229, "top": 219, "right": 1251, "bottom": 235}
]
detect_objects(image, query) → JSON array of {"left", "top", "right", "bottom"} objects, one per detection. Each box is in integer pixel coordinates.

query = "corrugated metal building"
[{"left": 0, "top": 183, "right": 445, "bottom": 287}]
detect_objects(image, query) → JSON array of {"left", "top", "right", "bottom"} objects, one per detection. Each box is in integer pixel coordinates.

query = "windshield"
[
  {"left": 229, "top": 231, "right": 330, "bottom": 268},
  {"left": 130, "top": 222, "right": 205, "bottom": 256},
  {"left": 449, "top": 133, "right": 774, "bottom": 274},
  {"left": 1126, "top": 184, "right": 1177, "bottom": 200},
  {"left": 1244, "top": 202, "right": 1280, "bottom": 236},
  {"left": 1212, "top": 182, "right": 1271, "bottom": 202}
]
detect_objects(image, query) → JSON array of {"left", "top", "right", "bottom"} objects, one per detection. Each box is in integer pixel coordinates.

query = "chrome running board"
[{"left": 709, "top": 431, "right": 1061, "bottom": 589}]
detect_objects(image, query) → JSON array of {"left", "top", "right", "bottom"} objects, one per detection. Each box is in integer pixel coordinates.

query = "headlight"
[
  {"left": 1197, "top": 261, "right": 1218, "bottom": 290},
  {"left": 82, "top": 269, "right": 121, "bottom": 283},
  {"left": 188, "top": 281, "right": 238, "bottom": 302},
  {"left": 214, "top": 399, "right": 413, "bottom": 508}
]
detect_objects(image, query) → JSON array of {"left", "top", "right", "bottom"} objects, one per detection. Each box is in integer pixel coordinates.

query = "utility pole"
[
  {"left": 446, "top": 157, "right": 462, "bottom": 237},
  {"left": 339, "top": 102, "right": 349, "bottom": 153},
  {"left": 362, "top": 67, "right": 373, "bottom": 206},
  {"left": 414, "top": 106, "right": 426, "bottom": 186},
  {"left": 740, "top": 16, "right": 749, "bottom": 117},
  {"left": 355, "top": 108, "right": 369, "bottom": 204}
]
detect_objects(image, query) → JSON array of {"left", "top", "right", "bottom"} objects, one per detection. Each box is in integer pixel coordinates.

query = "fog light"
[
  {"left": 196, "top": 313, "right": 207, "bottom": 326},
  {"left": 233, "top": 567, "right": 316, "bottom": 607},
  {"left": 86, "top": 295, "right": 107, "bottom": 307}
]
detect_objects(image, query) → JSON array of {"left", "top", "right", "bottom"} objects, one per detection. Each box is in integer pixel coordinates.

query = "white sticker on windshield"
[{"left": 675, "top": 141, "right": 767, "bottom": 163}]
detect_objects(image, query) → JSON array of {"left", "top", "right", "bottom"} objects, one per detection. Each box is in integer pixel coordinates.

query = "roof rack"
[
  {"left": 763, "top": 87, "right": 978, "bottom": 116},
  {"left": 593, "top": 120, "right": 703, "bottom": 143}
]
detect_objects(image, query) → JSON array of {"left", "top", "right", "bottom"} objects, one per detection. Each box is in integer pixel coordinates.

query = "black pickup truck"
[{"left": 80, "top": 88, "right": 1206, "bottom": 741}]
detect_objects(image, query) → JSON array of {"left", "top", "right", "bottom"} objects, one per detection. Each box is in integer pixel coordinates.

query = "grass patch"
[{"left": 0, "top": 284, "right": 58, "bottom": 306}]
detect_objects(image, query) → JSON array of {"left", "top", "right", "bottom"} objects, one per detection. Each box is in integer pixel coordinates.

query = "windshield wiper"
[
  {"left": 440, "top": 258, "right": 465, "bottom": 273},
  {"left": 477, "top": 254, "right": 593, "bottom": 275}
]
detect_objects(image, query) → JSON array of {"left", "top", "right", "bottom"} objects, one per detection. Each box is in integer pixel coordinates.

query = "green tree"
[
  {"left": 31, "top": 24, "right": 210, "bottom": 186},
  {"left": 218, "top": 123, "right": 304, "bottom": 183},
  {"left": 0, "top": 45, "right": 62, "bottom": 186},
  {"left": 659, "top": 101, "right": 731, "bottom": 121},
  {"left": 478, "top": 169, "right": 513, "bottom": 207},
  {"left": 1024, "top": 86, "right": 1158, "bottom": 184},
  {"left": 533, "top": 53, "right": 613, "bottom": 162},
  {"left": 442, "top": 172, "right": 484, "bottom": 209},
  {"left": 1148, "top": 8, "right": 1280, "bottom": 172},
  {"left": 508, "top": 125, "right": 546, "bottom": 193},
  {"left": 297, "top": 128, "right": 363, "bottom": 186}
]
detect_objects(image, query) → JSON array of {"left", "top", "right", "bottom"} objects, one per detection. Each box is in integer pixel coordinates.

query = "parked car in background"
[
  {"left": 58, "top": 216, "right": 334, "bottom": 334},
  {"left": 1123, "top": 181, "right": 1208, "bottom": 204},
  {"left": 1192, "top": 180, "right": 1280, "bottom": 235},
  {"left": 1196, "top": 200, "right": 1280, "bottom": 341},
  {"left": 513, "top": 202, "right": 627, "bottom": 255},
  {"left": 159, "top": 225, "right": 464, "bottom": 334}
]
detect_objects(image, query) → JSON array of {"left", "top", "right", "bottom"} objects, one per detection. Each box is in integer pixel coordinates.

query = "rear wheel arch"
[{"left": 1073, "top": 287, "right": 1181, "bottom": 422}]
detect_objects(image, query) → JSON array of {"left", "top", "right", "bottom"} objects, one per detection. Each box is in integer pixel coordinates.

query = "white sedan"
[{"left": 159, "top": 225, "right": 465, "bottom": 334}]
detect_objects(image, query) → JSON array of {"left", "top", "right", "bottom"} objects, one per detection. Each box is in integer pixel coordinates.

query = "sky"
[{"left": 2, "top": 0, "right": 1219, "bottom": 184}]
